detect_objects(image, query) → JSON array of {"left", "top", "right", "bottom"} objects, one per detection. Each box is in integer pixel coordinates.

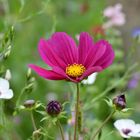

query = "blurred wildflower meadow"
[{"left": 0, "top": 0, "right": 140, "bottom": 140}]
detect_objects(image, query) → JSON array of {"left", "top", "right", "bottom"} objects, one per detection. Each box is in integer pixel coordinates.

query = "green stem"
[
  {"left": 0, "top": 100, "right": 5, "bottom": 125},
  {"left": 57, "top": 120, "right": 65, "bottom": 140},
  {"left": 30, "top": 111, "right": 37, "bottom": 131},
  {"left": 30, "top": 111, "right": 39, "bottom": 140},
  {"left": 123, "top": 138, "right": 127, "bottom": 140},
  {"left": 16, "top": 88, "right": 25, "bottom": 107},
  {"left": 91, "top": 110, "right": 115, "bottom": 140},
  {"left": 74, "top": 83, "right": 80, "bottom": 140},
  {"left": 0, "top": 101, "right": 10, "bottom": 140}
]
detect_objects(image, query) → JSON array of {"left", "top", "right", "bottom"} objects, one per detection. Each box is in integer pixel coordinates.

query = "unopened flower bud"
[
  {"left": 26, "top": 68, "right": 32, "bottom": 80},
  {"left": 24, "top": 99, "right": 35, "bottom": 108},
  {"left": 113, "top": 94, "right": 126, "bottom": 110},
  {"left": 46, "top": 100, "right": 62, "bottom": 117},
  {"left": 5, "top": 69, "right": 11, "bottom": 80},
  {"left": 4, "top": 45, "right": 11, "bottom": 59}
]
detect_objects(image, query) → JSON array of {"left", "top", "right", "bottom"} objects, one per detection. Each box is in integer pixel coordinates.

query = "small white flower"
[
  {"left": 0, "top": 78, "right": 13, "bottom": 99},
  {"left": 75, "top": 34, "right": 80, "bottom": 41},
  {"left": 114, "top": 119, "right": 140, "bottom": 138},
  {"left": 82, "top": 73, "right": 98, "bottom": 85},
  {"left": 5, "top": 69, "right": 12, "bottom": 80}
]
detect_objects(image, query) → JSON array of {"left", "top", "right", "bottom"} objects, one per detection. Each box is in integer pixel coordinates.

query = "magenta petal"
[
  {"left": 85, "top": 40, "right": 107, "bottom": 68},
  {"left": 49, "top": 32, "right": 78, "bottom": 64},
  {"left": 38, "top": 39, "right": 66, "bottom": 69},
  {"left": 78, "top": 66, "right": 102, "bottom": 81},
  {"left": 101, "top": 52, "right": 114, "bottom": 68},
  {"left": 52, "top": 66, "right": 68, "bottom": 77},
  {"left": 78, "top": 32, "right": 94, "bottom": 64},
  {"left": 28, "top": 64, "right": 65, "bottom": 80},
  {"left": 94, "top": 41, "right": 115, "bottom": 69}
]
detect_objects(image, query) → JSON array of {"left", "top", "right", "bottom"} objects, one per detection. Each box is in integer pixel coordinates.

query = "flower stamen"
[{"left": 66, "top": 63, "right": 86, "bottom": 77}]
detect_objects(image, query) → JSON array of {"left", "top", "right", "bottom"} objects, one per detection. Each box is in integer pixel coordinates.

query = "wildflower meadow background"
[{"left": 0, "top": 0, "right": 140, "bottom": 140}]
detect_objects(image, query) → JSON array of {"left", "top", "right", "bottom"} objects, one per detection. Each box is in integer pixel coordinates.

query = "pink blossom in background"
[
  {"left": 29, "top": 32, "right": 114, "bottom": 83},
  {"left": 103, "top": 3, "right": 126, "bottom": 29}
]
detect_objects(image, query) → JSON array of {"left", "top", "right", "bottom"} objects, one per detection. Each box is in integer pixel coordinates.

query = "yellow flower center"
[{"left": 66, "top": 63, "right": 86, "bottom": 77}]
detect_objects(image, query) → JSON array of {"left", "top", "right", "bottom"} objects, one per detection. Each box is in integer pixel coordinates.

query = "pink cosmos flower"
[
  {"left": 29, "top": 32, "right": 114, "bottom": 83},
  {"left": 103, "top": 3, "right": 125, "bottom": 29}
]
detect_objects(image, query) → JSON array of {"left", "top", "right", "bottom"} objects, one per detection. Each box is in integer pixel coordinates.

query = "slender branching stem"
[
  {"left": 16, "top": 88, "right": 25, "bottom": 107},
  {"left": 30, "top": 111, "right": 39, "bottom": 140},
  {"left": 74, "top": 83, "right": 80, "bottom": 140},
  {"left": 57, "top": 120, "right": 65, "bottom": 140},
  {"left": 0, "top": 100, "right": 4, "bottom": 125},
  {"left": 30, "top": 110, "right": 37, "bottom": 131},
  {"left": 91, "top": 110, "right": 116, "bottom": 140}
]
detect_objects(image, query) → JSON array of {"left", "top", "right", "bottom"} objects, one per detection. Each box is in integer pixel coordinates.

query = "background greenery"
[{"left": 0, "top": 0, "right": 140, "bottom": 140}]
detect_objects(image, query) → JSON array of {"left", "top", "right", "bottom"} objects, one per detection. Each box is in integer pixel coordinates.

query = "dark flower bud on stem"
[
  {"left": 113, "top": 94, "right": 126, "bottom": 110},
  {"left": 46, "top": 100, "right": 62, "bottom": 117},
  {"left": 24, "top": 99, "right": 35, "bottom": 108}
]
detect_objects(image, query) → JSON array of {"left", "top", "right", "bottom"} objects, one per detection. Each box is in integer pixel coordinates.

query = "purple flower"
[
  {"left": 29, "top": 32, "right": 114, "bottom": 83},
  {"left": 128, "top": 73, "right": 140, "bottom": 89},
  {"left": 132, "top": 27, "right": 140, "bottom": 37}
]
